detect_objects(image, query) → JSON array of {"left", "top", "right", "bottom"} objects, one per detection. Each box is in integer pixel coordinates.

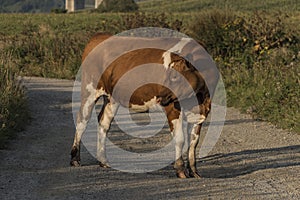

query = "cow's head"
[{"left": 158, "top": 52, "right": 207, "bottom": 107}]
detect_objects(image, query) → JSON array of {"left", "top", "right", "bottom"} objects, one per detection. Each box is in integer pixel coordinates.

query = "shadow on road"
[{"left": 198, "top": 145, "right": 300, "bottom": 178}]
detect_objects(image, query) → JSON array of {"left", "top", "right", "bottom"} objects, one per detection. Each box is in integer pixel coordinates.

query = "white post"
[
  {"left": 66, "top": 0, "right": 75, "bottom": 12},
  {"left": 95, "top": 0, "right": 103, "bottom": 8}
]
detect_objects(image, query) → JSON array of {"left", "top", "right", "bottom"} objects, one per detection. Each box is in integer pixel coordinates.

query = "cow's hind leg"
[
  {"left": 187, "top": 124, "right": 201, "bottom": 178},
  {"left": 97, "top": 97, "right": 119, "bottom": 168},
  {"left": 70, "top": 98, "right": 95, "bottom": 166}
]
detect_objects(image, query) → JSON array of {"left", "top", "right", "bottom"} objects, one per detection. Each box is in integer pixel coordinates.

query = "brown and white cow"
[{"left": 70, "top": 32, "right": 217, "bottom": 178}]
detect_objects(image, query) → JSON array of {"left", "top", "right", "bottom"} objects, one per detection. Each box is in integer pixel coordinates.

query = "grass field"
[
  {"left": 138, "top": 0, "right": 300, "bottom": 13},
  {"left": 0, "top": 0, "right": 299, "bottom": 145}
]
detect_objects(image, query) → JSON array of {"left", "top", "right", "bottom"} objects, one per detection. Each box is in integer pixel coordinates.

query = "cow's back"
[{"left": 82, "top": 32, "right": 111, "bottom": 62}]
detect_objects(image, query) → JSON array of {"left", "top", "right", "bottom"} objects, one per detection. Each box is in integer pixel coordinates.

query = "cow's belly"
[{"left": 129, "top": 96, "right": 162, "bottom": 112}]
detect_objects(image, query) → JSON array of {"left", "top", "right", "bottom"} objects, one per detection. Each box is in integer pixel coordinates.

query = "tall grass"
[{"left": 0, "top": 52, "right": 29, "bottom": 148}]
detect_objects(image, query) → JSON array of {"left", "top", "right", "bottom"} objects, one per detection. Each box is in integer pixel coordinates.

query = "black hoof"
[
  {"left": 189, "top": 171, "right": 201, "bottom": 178},
  {"left": 70, "top": 160, "right": 81, "bottom": 167}
]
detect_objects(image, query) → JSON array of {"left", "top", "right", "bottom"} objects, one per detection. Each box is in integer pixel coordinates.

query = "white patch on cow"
[
  {"left": 97, "top": 102, "right": 119, "bottom": 164},
  {"left": 73, "top": 120, "right": 87, "bottom": 146},
  {"left": 83, "top": 83, "right": 107, "bottom": 118},
  {"left": 101, "top": 102, "right": 119, "bottom": 130},
  {"left": 188, "top": 124, "right": 200, "bottom": 169},
  {"left": 162, "top": 51, "right": 172, "bottom": 69},
  {"left": 162, "top": 38, "right": 192, "bottom": 69},
  {"left": 130, "top": 96, "right": 161, "bottom": 112},
  {"left": 96, "top": 87, "right": 107, "bottom": 99},
  {"left": 185, "top": 111, "right": 206, "bottom": 124},
  {"left": 97, "top": 126, "right": 107, "bottom": 161},
  {"left": 82, "top": 83, "right": 96, "bottom": 118}
]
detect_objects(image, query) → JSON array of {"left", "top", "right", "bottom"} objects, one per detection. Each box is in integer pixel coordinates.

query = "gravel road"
[{"left": 0, "top": 77, "right": 299, "bottom": 200}]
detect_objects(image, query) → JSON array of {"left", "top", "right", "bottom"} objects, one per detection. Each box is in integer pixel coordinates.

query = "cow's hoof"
[
  {"left": 70, "top": 160, "right": 81, "bottom": 167},
  {"left": 99, "top": 162, "right": 111, "bottom": 168},
  {"left": 176, "top": 170, "right": 189, "bottom": 178},
  {"left": 189, "top": 171, "right": 201, "bottom": 178}
]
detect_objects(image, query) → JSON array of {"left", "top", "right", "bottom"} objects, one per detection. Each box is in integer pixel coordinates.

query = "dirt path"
[{"left": 0, "top": 77, "right": 299, "bottom": 200}]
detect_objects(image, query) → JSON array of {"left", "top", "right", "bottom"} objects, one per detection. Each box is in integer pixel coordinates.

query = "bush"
[
  {"left": 188, "top": 10, "right": 300, "bottom": 132},
  {"left": 51, "top": 8, "right": 68, "bottom": 14},
  {"left": 188, "top": 10, "right": 297, "bottom": 58},
  {"left": 0, "top": 52, "right": 29, "bottom": 148},
  {"left": 97, "top": 0, "right": 138, "bottom": 12}
]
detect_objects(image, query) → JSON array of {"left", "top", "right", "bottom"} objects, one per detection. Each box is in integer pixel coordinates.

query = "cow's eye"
[{"left": 170, "top": 75, "right": 178, "bottom": 82}]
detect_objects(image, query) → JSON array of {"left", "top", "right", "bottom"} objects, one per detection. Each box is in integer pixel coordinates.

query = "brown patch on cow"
[{"left": 164, "top": 103, "right": 181, "bottom": 132}]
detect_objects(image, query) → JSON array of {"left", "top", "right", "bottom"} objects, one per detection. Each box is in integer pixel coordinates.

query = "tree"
[{"left": 97, "top": 0, "right": 138, "bottom": 12}]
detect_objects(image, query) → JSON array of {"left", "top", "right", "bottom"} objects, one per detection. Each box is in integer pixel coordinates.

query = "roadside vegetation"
[
  {"left": 0, "top": 52, "right": 29, "bottom": 148},
  {"left": 0, "top": 0, "right": 299, "bottom": 146}
]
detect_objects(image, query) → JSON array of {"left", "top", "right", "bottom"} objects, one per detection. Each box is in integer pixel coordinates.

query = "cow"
[{"left": 70, "top": 32, "right": 217, "bottom": 178}]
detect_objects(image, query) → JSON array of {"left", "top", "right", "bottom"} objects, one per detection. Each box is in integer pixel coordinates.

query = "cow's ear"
[{"left": 182, "top": 53, "right": 195, "bottom": 71}]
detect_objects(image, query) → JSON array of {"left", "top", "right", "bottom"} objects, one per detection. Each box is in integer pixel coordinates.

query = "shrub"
[
  {"left": 0, "top": 52, "right": 29, "bottom": 148},
  {"left": 51, "top": 8, "right": 68, "bottom": 14},
  {"left": 188, "top": 10, "right": 300, "bottom": 132},
  {"left": 188, "top": 10, "right": 298, "bottom": 59}
]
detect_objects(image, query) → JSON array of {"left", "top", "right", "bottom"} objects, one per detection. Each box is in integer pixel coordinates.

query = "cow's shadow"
[
  {"left": 148, "top": 145, "right": 300, "bottom": 178},
  {"left": 81, "top": 144, "right": 300, "bottom": 178},
  {"left": 191, "top": 145, "right": 300, "bottom": 178}
]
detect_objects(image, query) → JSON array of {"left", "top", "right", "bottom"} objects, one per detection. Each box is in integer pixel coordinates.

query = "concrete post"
[
  {"left": 66, "top": 0, "right": 85, "bottom": 12},
  {"left": 95, "top": 0, "right": 103, "bottom": 8}
]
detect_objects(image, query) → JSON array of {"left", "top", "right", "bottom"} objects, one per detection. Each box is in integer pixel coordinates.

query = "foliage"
[
  {"left": 51, "top": 8, "right": 67, "bottom": 14},
  {"left": 97, "top": 0, "right": 138, "bottom": 13},
  {"left": 188, "top": 10, "right": 299, "bottom": 132},
  {"left": 0, "top": 52, "right": 29, "bottom": 148}
]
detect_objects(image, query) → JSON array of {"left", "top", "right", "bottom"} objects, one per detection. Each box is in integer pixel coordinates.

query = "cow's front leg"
[
  {"left": 187, "top": 124, "right": 201, "bottom": 178},
  {"left": 166, "top": 104, "right": 188, "bottom": 178},
  {"left": 97, "top": 100, "right": 119, "bottom": 168},
  {"left": 173, "top": 113, "right": 187, "bottom": 178}
]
